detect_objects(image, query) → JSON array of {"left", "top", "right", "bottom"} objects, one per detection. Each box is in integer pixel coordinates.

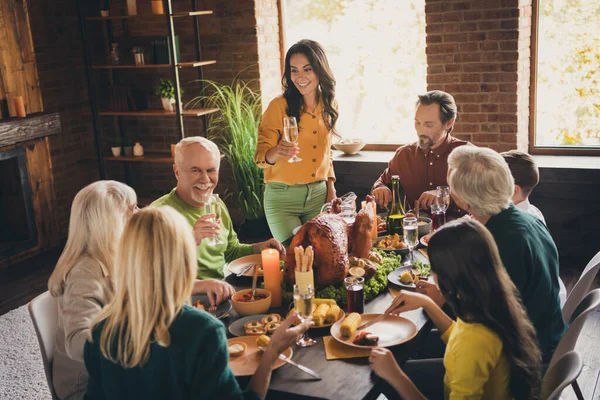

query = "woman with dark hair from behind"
[
  {"left": 254, "top": 39, "right": 339, "bottom": 243},
  {"left": 369, "top": 219, "right": 541, "bottom": 399}
]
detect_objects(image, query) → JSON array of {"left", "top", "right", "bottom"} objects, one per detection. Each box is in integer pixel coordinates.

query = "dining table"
[{"left": 221, "top": 249, "right": 433, "bottom": 400}]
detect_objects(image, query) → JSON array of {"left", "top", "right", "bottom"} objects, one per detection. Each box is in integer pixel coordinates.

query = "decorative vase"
[
  {"left": 126, "top": 0, "right": 137, "bottom": 15},
  {"left": 111, "top": 147, "right": 121, "bottom": 157},
  {"left": 161, "top": 97, "right": 175, "bottom": 112},
  {"left": 123, "top": 146, "right": 133, "bottom": 156},
  {"left": 133, "top": 142, "right": 144, "bottom": 156}
]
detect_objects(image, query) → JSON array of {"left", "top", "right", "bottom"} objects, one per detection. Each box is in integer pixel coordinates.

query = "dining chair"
[
  {"left": 548, "top": 288, "right": 600, "bottom": 370},
  {"left": 28, "top": 291, "right": 59, "bottom": 400},
  {"left": 542, "top": 350, "right": 583, "bottom": 400},
  {"left": 562, "top": 250, "right": 600, "bottom": 324}
]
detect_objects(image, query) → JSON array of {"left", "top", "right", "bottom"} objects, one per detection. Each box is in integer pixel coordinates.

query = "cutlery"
[
  {"left": 357, "top": 314, "right": 387, "bottom": 331},
  {"left": 258, "top": 346, "right": 321, "bottom": 379},
  {"left": 236, "top": 263, "right": 256, "bottom": 277},
  {"left": 250, "top": 264, "right": 259, "bottom": 301}
]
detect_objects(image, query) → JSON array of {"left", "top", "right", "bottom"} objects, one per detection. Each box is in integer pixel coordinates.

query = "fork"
[{"left": 236, "top": 263, "right": 256, "bottom": 277}]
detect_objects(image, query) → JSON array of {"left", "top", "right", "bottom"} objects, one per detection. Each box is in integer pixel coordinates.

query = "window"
[
  {"left": 281, "top": 0, "right": 427, "bottom": 145},
  {"left": 531, "top": 0, "right": 600, "bottom": 154}
]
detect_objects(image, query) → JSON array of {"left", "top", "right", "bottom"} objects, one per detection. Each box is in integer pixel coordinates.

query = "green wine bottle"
[{"left": 387, "top": 175, "right": 405, "bottom": 235}]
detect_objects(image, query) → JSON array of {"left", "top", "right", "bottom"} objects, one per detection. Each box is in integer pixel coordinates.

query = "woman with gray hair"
[{"left": 446, "top": 145, "right": 565, "bottom": 365}]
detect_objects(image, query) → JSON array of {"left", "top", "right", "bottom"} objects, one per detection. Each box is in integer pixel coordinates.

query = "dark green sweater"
[
  {"left": 486, "top": 204, "right": 566, "bottom": 361},
  {"left": 84, "top": 304, "right": 261, "bottom": 400}
]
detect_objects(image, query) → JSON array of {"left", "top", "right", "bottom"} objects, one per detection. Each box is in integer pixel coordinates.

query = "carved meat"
[
  {"left": 284, "top": 213, "right": 349, "bottom": 287},
  {"left": 350, "top": 200, "right": 375, "bottom": 258}
]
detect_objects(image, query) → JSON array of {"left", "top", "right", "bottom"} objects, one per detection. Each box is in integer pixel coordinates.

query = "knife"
[
  {"left": 258, "top": 346, "right": 321, "bottom": 379},
  {"left": 357, "top": 314, "right": 386, "bottom": 331}
]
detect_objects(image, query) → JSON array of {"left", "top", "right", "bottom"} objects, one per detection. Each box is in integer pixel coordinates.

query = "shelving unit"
[{"left": 77, "top": 0, "right": 217, "bottom": 181}]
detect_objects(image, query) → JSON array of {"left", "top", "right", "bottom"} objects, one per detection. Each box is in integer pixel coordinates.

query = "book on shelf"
[{"left": 151, "top": 36, "right": 180, "bottom": 65}]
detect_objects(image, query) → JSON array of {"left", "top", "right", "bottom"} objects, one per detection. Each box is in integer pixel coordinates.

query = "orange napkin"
[
  {"left": 388, "top": 286, "right": 401, "bottom": 298},
  {"left": 323, "top": 336, "right": 371, "bottom": 360}
]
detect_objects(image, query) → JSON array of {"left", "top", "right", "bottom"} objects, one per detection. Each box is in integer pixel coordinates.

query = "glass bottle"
[
  {"left": 109, "top": 43, "right": 120, "bottom": 65},
  {"left": 387, "top": 175, "right": 405, "bottom": 235}
]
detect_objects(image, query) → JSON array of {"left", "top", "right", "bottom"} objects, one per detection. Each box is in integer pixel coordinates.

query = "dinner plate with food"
[
  {"left": 387, "top": 261, "right": 432, "bottom": 289},
  {"left": 227, "top": 334, "right": 292, "bottom": 376},
  {"left": 287, "top": 298, "right": 345, "bottom": 329},
  {"left": 330, "top": 313, "right": 418, "bottom": 349},
  {"left": 227, "top": 254, "right": 264, "bottom": 277},
  {"left": 373, "top": 233, "right": 410, "bottom": 255},
  {"left": 190, "top": 294, "right": 232, "bottom": 319},
  {"left": 420, "top": 233, "right": 432, "bottom": 247},
  {"left": 228, "top": 313, "right": 283, "bottom": 337}
]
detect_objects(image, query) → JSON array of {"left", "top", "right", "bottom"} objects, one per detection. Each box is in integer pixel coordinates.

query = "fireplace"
[
  {"left": 0, "top": 113, "right": 61, "bottom": 266},
  {"left": 0, "top": 147, "right": 38, "bottom": 259}
]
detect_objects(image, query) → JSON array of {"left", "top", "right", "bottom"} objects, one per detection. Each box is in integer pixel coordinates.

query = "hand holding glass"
[
  {"left": 283, "top": 117, "right": 302, "bottom": 163},
  {"left": 293, "top": 284, "right": 316, "bottom": 347},
  {"left": 204, "top": 194, "right": 224, "bottom": 246},
  {"left": 402, "top": 217, "right": 418, "bottom": 266}
]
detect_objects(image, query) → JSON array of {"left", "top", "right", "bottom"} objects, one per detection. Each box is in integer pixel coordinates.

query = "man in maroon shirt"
[{"left": 371, "top": 90, "right": 471, "bottom": 219}]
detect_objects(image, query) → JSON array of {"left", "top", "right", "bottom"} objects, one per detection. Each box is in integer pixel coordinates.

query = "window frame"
[
  {"left": 277, "top": 0, "right": 408, "bottom": 149},
  {"left": 529, "top": 0, "right": 600, "bottom": 156}
]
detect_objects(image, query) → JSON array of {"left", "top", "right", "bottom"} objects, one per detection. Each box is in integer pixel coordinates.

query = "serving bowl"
[
  {"left": 418, "top": 217, "right": 432, "bottom": 236},
  {"left": 231, "top": 288, "right": 272, "bottom": 316},
  {"left": 333, "top": 141, "right": 366, "bottom": 155}
]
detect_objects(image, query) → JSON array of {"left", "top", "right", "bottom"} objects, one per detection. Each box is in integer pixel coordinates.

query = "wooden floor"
[{"left": 1, "top": 249, "right": 599, "bottom": 398}]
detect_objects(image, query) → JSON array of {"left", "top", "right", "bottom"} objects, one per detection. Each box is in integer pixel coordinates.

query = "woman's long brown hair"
[
  {"left": 282, "top": 39, "right": 339, "bottom": 137},
  {"left": 428, "top": 219, "right": 542, "bottom": 399}
]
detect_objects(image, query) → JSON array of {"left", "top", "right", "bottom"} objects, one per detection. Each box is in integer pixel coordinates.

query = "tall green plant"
[{"left": 187, "top": 79, "right": 265, "bottom": 220}]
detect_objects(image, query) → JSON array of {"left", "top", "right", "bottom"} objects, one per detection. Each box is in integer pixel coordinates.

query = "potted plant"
[
  {"left": 187, "top": 79, "right": 268, "bottom": 239},
  {"left": 155, "top": 77, "right": 182, "bottom": 112}
]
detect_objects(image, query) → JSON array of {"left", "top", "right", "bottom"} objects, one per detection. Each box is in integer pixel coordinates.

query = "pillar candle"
[
  {"left": 14, "top": 96, "right": 26, "bottom": 118},
  {"left": 261, "top": 248, "right": 282, "bottom": 307},
  {"left": 152, "top": 1, "right": 164, "bottom": 14}
]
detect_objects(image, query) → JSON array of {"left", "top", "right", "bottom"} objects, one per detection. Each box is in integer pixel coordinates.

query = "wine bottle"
[{"left": 387, "top": 175, "right": 405, "bottom": 235}]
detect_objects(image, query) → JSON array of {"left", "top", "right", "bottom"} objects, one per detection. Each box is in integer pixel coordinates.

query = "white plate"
[
  {"left": 420, "top": 234, "right": 431, "bottom": 247},
  {"left": 227, "top": 254, "right": 264, "bottom": 277},
  {"left": 330, "top": 313, "right": 418, "bottom": 348}
]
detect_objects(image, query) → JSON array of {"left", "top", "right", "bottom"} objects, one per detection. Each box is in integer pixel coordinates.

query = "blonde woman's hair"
[
  {"left": 48, "top": 181, "right": 137, "bottom": 297},
  {"left": 448, "top": 146, "right": 514, "bottom": 217},
  {"left": 174, "top": 136, "right": 220, "bottom": 167},
  {"left": 89, "top": 206, "right": 196, "bottom": 368}
]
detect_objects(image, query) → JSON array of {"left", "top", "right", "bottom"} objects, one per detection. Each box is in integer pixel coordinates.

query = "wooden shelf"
[
  {"left": 91, "top": 60, "right": 216, "bottom": 69},
  {"left": 103, "top": 152, "right": 174, "bottom": 163},
  {"left": 97, "top": 108, "right": 219, "bottom": 117},
  {"left": 86, "top": 11, "right": 212, "bottom": 20}
]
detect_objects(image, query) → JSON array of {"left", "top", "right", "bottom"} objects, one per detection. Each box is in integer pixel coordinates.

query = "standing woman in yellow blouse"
[
  {"left": 370, "top": 219, "right": 542, "bottom": 399},
  {"left": 254, "top": 39, "right": 338, "bottom": 243}
]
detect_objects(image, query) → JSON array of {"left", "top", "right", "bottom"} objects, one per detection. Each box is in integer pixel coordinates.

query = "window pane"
[
  {"left": 535, "top": 0, "right": 600, "bottom": 147},
  {"left": 282, "top": 0, "right": 427, "bottom": 144}
]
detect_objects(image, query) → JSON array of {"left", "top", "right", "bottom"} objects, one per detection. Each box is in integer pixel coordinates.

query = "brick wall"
[
  {"left": 425, "top": 0, "right": 528, "bottom": 152},
  {"left": 27, "top": 0, "right": 99, "bottom": 236},
  {"left": 255, "top": 0, "right": 283, "bottom": 110}
]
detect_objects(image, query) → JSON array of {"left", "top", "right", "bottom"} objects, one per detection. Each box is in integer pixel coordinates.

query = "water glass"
[
  {"left": 293, "top": 284, "right": 316, "bottom": 347},
  {"left": 402, "top": 216, "right": 418, "bottom": 266},
  {"left": 344, "top": 276, "right": 364, "bottom": 314},
  {"left": 283, "top": 117, "right": 302, "bottom": 163}
]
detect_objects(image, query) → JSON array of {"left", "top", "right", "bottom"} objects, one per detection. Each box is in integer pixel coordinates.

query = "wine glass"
[
  {"left": 293, "top": 284, "right": 316, "bottom": 347},
  {"left": 283, "top": 116, "right": 302, "bottom": 163},
  {"left": 402, "top": 217, "right": 418, "bottom": 266},
  {"left": 431, "top": 186, "right": 450, "bottom": 230},
  {"left": 204, "top": 194, "right": 224, "bottom": 246}
]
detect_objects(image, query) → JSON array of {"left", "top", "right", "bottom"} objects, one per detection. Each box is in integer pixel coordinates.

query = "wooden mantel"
[{"left": 0, "top": 112, "right": 60, "bottom": 148}]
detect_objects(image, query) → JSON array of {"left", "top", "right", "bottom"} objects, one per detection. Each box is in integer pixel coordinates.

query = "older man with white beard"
[{"left": 152, "top": 137, "right": 285, "bottom": 304}]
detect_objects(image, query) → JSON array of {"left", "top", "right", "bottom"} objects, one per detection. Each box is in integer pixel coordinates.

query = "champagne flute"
[
  {"left": 293, "top": 284, "right": 316, "bottom": 347},
  {"left": 204, "top": 194, "right": 224, "bottom": 246},
  {"left": 402, "top": 217, "right": 418, "bottom": 266},
  {"left": 283, "top": 116, "right": 302, "bottom": 163}
]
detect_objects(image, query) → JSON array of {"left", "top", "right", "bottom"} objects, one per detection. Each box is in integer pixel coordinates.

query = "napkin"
[{"left": 323, "top": 336, "right": 371, "bottom": 360}]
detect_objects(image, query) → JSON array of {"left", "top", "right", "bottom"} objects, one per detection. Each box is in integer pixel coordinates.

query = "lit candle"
[
  {"left": 261, "top": 248, "right": 282, "bottom": 307},
  {"left": 14, "top": 96, "right": 26, "bottom": 118}
]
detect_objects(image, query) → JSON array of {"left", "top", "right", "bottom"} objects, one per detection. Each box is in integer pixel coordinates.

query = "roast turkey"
[{"left": 283, "top": 197, "right": 376, "bottom": 288}]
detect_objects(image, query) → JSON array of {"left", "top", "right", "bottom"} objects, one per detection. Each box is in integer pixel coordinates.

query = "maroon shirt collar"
[{"left": 417, "top": 133, "right": 455, "bottom": 157}]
